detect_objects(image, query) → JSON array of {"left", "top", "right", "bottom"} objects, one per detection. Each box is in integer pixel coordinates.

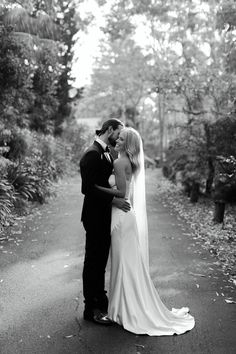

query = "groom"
[{"left": 80, "top": 118, "right": 130, "bottom": 325}]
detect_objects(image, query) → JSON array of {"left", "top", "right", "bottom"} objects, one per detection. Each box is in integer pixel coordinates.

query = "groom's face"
[{"left": 108, "top": 125, "right": 123, "bottom": 147}]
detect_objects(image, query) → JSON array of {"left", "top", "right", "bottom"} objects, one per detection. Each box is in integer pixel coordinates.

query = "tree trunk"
[
  {"left": 158, "top": 93, "right": 165, "bottom": 165},
  {"left": 213, "top": 202, "right": 225, "bottom": 223},
  {"left": 204, "top": 123, "right": 215, "bottom": 195},
  {"left": 190, "top": 182, "right": 200, "bottom": 203},
  {"left": 205, "top": 158, "right": 215, "bottom": 195}
]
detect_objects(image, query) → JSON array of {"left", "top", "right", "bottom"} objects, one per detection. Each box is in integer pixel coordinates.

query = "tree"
[
  {"left": 0, "top": 0, "right": 87, "bottom": 134},
  {"left": 79, "top": 37, "right": 150, "bottom": 128}
]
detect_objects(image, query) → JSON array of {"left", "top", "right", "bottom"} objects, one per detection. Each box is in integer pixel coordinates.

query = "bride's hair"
[{"left": 123, "top": 127, "right": 142, "bottom": 174}]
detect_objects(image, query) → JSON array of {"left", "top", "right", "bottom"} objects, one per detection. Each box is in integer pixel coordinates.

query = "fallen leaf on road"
[
  {"left": 135, "top": 344, "right": 145, "bottom": 348},
  {"left": 225, "top": 299, "right": 236, "bottom": 304},
  {"left": 196, "top": 284, "right": 200, "bottom": 288},
  {"left": 189, "top": 272, "right": 206, "bottom": 277},
  {"left": 0, "top": 237, "right": 8, "bottom": 241},
  {"left": 64, "top": 335, "right": 76, "bottom": 339}
]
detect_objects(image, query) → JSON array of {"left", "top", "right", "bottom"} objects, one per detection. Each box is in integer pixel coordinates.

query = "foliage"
[
  {"left": 62, "top": 119, "right": 94, "bottom": 168},
  {"left": 7, "top": 158, "right": 52, "bottom": 204},
  {"left": 163, "top": 108, "right": 236, "bottom": 205},
  {"left": 0, "top": 179, "right": 14, "bottom": 230},
  {"left": 156, "top": 173, "right": 236, "bottom": 282},
  {"left": 213, "top": 155, "right": 236, "bottom": 203},
  {"left": 0, "top": 0, "right": 91, "bottom": 231},
  {"left": 78, "top": 38, "right": 150, "bottom": 127},
  {"left": 87, "top": 0, "right": 236, "bottom": 168},
  {"left": 211, "top": 115, "right": 236, "bottom": 157},
  {"left": 0, "top": 24, "right": 35, "bottom": 128},
  {"left": 0, "top": 0, "right": 88, "bottom": 134},
  {"left": 0, "top": 127, "right": 81, "bottom": 231}
]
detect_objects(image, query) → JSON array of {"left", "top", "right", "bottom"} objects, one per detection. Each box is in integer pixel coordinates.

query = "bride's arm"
[{"left": 95, "top": 159, "right": 126, "bottom": 198}]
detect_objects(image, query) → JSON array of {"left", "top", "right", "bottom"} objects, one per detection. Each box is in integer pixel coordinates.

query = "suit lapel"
[
  {"left": 94, "top": 140, "right": 113, "bottom": 165},
  {"left": 93, "top": 140, "right": 103, "bottom": 153}
]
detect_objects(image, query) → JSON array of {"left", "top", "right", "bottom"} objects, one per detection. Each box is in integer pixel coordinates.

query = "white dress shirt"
[{"left": 96, "top": 137, "right": 112, "bottom": 163}]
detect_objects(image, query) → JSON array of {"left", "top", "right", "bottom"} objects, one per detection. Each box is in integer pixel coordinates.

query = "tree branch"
[{"left": 183, "top": 108, "right": 207, "bottom": 115}]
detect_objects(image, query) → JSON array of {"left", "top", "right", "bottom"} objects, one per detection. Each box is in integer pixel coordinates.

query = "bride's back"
[{"left": 115, "top": 155, "right": 132, "bottom": 182}]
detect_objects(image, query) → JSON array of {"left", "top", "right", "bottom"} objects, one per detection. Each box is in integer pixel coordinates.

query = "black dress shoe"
[
  {"left": 83, "top": 310, "right": 112, "bottom": 325},
  {"left": 93, "top": 312, "right": 113, "bottom": 325}
]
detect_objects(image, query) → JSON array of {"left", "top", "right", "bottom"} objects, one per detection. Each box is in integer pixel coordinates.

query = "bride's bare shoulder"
[{"left": 113, "top": 156, "right": 130, "bottom": 169}]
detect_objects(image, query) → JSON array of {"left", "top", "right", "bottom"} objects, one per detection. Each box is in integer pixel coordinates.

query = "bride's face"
[{"left": 114, "top": 130, "right": 126, "bottom": 152}]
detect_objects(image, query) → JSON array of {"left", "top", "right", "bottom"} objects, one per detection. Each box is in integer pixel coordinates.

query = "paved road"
[{"left": 0, "top": 169, "right": 235, "bottom": 354}]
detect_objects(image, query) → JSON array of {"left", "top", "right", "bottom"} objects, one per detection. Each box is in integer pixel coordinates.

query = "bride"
[{"left": 95, "top": 127, "right": 195, "bottom": 336}]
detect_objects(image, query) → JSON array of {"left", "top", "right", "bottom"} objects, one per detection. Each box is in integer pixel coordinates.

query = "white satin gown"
[{"left": 108, "top": 181, "right": 195, "bottom": 336}]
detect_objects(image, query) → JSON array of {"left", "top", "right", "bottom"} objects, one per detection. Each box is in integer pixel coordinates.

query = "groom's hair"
[{"left": 95, "top": 118, "right": 124, "bottom": 136}]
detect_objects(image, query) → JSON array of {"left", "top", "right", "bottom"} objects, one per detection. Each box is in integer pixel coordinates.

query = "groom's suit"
[{"left": 80, "top": 140, "right": 113, "bottom": 315}]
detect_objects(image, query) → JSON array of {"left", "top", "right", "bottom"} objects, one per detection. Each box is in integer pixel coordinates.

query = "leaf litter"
[{"left": 156, "top": 177, "right": 236, "bottom": 288}]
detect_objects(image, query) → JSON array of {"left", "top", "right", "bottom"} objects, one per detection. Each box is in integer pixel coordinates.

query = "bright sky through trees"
[
  {"left": 72, "top": 0, "right": 214, "bottom": 88},
  {"left": 72, "top": 0, "right": 108, "bottom": 86}
]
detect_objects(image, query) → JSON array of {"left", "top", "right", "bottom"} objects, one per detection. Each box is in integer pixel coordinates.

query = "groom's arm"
[{"left": 80, "top": 150, "right": 113, "bottom": 203}]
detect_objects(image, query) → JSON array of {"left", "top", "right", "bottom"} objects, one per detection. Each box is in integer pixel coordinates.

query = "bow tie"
[{"left": 105, "top": 146, "right": 110, "bottom": 153}]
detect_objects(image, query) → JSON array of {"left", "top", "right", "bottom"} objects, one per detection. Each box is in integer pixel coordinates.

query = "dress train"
[{"left": 108, "top": 182, "right": 195, "bottom": 336}]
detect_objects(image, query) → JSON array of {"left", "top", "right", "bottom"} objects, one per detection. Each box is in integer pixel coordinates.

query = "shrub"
[
  {"left": 8, "top": 154, "right": 55, "bottom": 203},
  {"left": 62, "top": 121, "right": 94, "bottom": 169},
  {"left": 0, "top": 179, "right": 14, "bottom": 230}
]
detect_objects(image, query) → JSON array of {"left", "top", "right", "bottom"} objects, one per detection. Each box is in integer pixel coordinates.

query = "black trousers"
[{"left": 82, "top": 217, "right": 111, "bottom": 313}]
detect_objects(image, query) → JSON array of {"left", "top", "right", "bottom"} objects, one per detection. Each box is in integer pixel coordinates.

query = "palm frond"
[
  {"left": 13, "top": 31, "right": 59, "bottom": 52},
  {"left": 3, "top": 6, "right": 60, "bottom": 40}
]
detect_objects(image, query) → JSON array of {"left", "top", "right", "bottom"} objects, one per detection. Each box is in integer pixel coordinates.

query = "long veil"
[{"left": 132, "top": 137, "right": 149, "bottom": 270}]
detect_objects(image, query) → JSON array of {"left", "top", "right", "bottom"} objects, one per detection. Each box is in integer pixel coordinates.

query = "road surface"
[{"left": 0, "top": 169, "right": 235, "bottom": 354}]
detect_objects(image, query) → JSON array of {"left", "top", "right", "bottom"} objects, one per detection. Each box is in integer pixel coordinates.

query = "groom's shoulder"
[
  {"left": 85, "top": 142, "right": 101, "bottom": 154},
  {"left": 81, "top": 142, "right": 101, "bottom": 160}
]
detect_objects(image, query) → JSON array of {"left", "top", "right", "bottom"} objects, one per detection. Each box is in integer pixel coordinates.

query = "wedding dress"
[{"left": 108, "top": 180, "right": 195, "bottom": 336}]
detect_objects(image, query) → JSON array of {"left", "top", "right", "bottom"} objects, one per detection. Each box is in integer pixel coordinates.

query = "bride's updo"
[{"left": 122, "top": 127, "right": 142, "bottom": 174}]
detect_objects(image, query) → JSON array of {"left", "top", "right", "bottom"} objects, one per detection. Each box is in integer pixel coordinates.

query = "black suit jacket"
[{"left": 80, "top": 141, "right": 114, "bottom": 226}]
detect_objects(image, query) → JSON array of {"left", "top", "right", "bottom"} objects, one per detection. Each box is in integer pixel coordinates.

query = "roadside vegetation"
[
  {"left": 0, "top": 0, "right": 91, "bottom": 232},
  {"left": 156, "top": 174, "right": 236, "bottom": 284}
]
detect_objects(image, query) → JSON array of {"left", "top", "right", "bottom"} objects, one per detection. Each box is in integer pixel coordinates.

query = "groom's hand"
[{"left": 112, "top": 197, "right": 131, "bottom": 212}]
